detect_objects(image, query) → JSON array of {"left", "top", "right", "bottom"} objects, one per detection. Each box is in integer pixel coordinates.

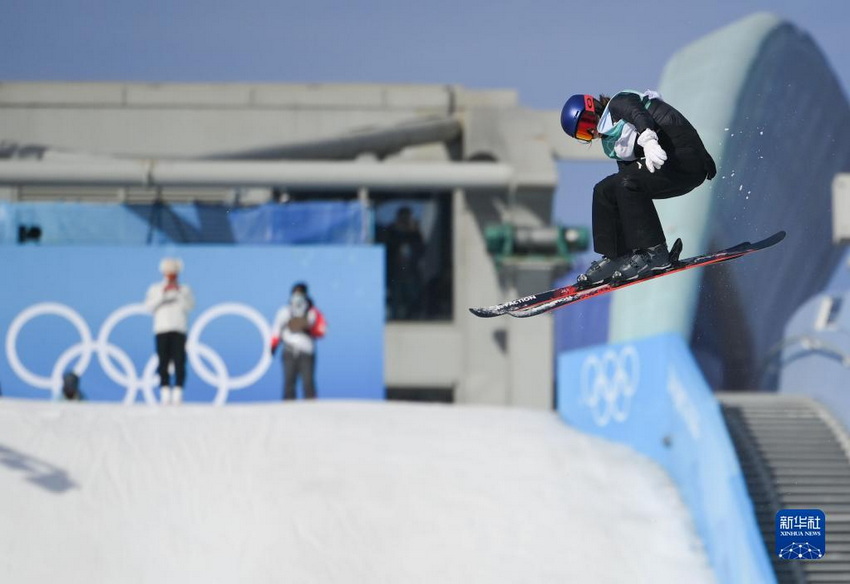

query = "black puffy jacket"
[{"left": 606, "top": 92, "right": 717, "bottom": 180}]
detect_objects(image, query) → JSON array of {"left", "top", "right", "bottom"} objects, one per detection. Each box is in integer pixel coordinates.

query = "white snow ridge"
[{"left": 0, "top": 400, "right": 715, "bottom": 583}]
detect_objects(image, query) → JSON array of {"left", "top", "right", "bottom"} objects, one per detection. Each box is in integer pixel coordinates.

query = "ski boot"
[
  {"left": 576, "top": 256, "right": 621, "bottom": 288},
  {"left": 611, "top": 243, "right": 672, "bottom": 283}
]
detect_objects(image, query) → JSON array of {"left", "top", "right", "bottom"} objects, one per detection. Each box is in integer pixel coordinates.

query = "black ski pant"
[
  {"left": 283, "top": 348, "right": 316, "bottom": 400},
  {"left": 592, "top": 160, "right": 707, "bottom": 259},
  {"left": 155, "top": 331, "right": 187, "bottom": 388}
]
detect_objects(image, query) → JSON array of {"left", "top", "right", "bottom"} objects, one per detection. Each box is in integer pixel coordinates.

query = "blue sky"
[
  {"left": 3, "top": 0, "right": 849, "bottom": 227},
  {"left": 3, "top": 0, "right": 849, "bottom": 109}
]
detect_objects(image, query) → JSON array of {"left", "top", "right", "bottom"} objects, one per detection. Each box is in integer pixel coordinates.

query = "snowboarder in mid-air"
[{"left": 560, "top": 90, "right": 717, "bottom": 286}]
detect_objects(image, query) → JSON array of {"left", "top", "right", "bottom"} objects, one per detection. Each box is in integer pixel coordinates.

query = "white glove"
[{"left": 637, "top": 129, "right": 667, "bottom": 173}]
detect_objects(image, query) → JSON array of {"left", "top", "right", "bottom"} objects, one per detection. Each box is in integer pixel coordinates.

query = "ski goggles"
[{"left": 574, "top": 110, "right": 598, "bottom": 142}]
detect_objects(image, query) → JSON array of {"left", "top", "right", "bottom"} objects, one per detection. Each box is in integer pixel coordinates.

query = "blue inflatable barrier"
[{"left": 557, "top": 333, "right": 775, "bottom": 584}]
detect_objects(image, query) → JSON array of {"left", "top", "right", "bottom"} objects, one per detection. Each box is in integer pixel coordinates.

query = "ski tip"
[
  {"left": 757, "top": 230, "right": 786, "bottom": 249},
  {"left": 469, "top": 307, "right": 501, "bottom": 318}
]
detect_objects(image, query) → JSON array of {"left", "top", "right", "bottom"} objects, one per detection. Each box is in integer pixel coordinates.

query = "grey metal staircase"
[{"left": 719, "top": 393, "right": 850, "bottom": 583}]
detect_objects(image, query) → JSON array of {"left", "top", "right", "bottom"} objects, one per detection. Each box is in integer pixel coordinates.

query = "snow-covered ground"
[{"left": 0, "top": 399, "right": 715, "bottom": 584}]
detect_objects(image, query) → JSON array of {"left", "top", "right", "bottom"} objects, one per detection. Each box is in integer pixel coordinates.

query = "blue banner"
[
  {"left": 557, "top": 334, "right": 776, "bottom": 584},
  {"left": 0, "top": 245, "right": 384, "bottom": 403},
  {"left": 0, "top": 201, "right": 367, "bottom": 245}
]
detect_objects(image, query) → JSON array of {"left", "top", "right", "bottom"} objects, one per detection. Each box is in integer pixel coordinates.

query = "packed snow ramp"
[{"left": 0, "top": 399, "right": 715, "bottom": 583}]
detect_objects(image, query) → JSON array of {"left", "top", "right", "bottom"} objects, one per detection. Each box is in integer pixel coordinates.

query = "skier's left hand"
[{"left": 637, "top": 129, "right": 667, "bottom": 173}]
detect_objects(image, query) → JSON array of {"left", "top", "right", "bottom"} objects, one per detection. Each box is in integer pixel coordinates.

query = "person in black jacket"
[{"left": 560, "top": 90, "right": 717, "bottom": 286}]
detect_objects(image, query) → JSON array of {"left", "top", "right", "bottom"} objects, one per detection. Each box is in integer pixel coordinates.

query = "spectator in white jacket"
[{"left": 144, "top": 257, "right": 195, "bottom": 405}]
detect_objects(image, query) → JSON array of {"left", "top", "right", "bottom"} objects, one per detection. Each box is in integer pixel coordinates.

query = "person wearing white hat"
[{"left": 144, "top": 257, "right": 195, "bottom": 405}]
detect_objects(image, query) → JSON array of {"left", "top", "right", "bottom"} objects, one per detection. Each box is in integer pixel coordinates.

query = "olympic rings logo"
[
  {"left": 579, "top": 346, "right": 640, "bottom": 426},
  {"left": 5, "top": 302, "right": 273, "bottom": 405}
]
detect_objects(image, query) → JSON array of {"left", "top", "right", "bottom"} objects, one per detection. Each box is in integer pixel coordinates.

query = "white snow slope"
[{"left": 0, "top": 399, "right": 715, "bottom": 584}]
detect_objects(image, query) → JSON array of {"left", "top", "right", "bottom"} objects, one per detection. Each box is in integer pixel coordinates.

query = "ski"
[{"left": 469, "top": 230, "right": 786, "bottom": 319}]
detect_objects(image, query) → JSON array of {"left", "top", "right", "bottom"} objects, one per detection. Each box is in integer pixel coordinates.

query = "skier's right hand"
[{"left": 637, "top": 129, "right": 667, "bottom": 173}]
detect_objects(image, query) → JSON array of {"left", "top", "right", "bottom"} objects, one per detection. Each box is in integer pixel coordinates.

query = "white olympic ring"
[
  {"left": 5, "top": 301, "right": 274, "bottom": 404},
  {"left": 187, "top": 302, "right": 273, "bottom": 405},
  {"left": 579, "top": 345, "right": 640, "bottom": 426},
  {"left": 6, "top": 303, "right": 94, "bottom": 394}
]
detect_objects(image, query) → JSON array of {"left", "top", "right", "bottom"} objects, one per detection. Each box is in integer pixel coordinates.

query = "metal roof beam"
[{"left": 0, "top": 159, "right": 514, "bottom": 191}]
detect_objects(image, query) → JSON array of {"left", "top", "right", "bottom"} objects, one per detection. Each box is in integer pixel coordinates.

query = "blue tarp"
[{"left": 1, "top": 201, "right": 367, "bottom": 245}]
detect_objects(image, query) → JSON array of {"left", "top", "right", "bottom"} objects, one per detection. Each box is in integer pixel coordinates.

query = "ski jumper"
[{"left": 592, "top": 90, "right": 716, "bottom": 258}]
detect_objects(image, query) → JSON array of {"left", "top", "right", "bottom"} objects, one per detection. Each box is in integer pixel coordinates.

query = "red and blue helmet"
[{"left": 560, "top": 94, "right": 598, "bottom": 142}]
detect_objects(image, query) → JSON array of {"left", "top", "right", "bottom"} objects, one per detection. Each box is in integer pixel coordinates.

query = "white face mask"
[{"left": 290, "top": 293, "right": 308, "bottom": 318}]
